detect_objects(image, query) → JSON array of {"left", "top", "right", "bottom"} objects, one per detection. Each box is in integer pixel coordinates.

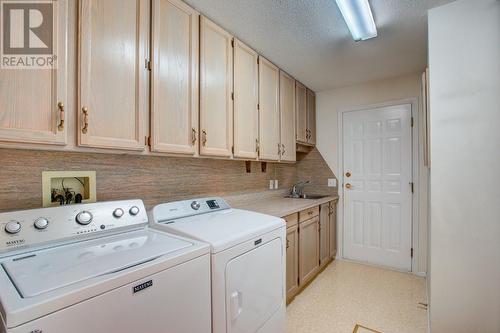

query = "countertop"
[{"left": 223, "top": 190, "right": 339, "bottom": 218}]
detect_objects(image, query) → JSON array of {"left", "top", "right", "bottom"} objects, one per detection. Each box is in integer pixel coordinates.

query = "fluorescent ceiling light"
[{"left": 335, "top": 0, "right": 377, "bottom": 41}]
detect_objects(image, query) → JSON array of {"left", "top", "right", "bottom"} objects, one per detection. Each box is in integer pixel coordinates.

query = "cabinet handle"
[
  {"left": 277, "top": 142, "right": 281, "bottom": 156},
  {"left": 255, "top": 138, "right": 260, "bottom": 154},
  {"left": 57, "top": 102, "right": 65, "bottom": 131},
  {"left": 286, "top": 238, "right": 290, "bottom": 249},
  {"left": 281, "top": 144, "right": 285, "bottom": 155},
  {"left": 202, "top": 129, "right": 207, "bottom": 146},
  {"left": 81, "top": 107, "right": 89, "bottom": 134},
  {"left": 192, "top": 128, "right": 197, "bottom": 145}
]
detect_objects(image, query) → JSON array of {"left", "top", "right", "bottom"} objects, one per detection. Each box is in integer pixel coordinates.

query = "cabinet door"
[
  {"left": 298, "top": 216, "right": 320, "bottom": 286},
  {"left": 0, "top": 0, "right": 67, "bottom": 146},
  {"left": 286, "top": 225, "right": 299, "bottom": 302},
  {"left": 329, "top": 202, "right": 337, "bottom": 259},
  {"left": 295, "top": 82, "right": 307, "bottom": 144},
  {"left": 199, "top": 16, "right": 233, "bottom": 157},
  {"left": 306, "top": 88, "right": 316, "bottom": 145},
  {"left": 258, "top": 57, "right": 280, "bottom": 161},
  {"left": 79, "top": 0, "right": 147, "bottom": 151},
  {"left": 233, "top": 39, "right": 258, "bottom": 159},
  {"left": 279, "top": 71, "right": 296, "bottom": 162},
  {"left": 319, "top": 203, "right": 330, "bottom": 268},
  {"left": 151, "top": 0, "right": 199, "bottom": 155}
]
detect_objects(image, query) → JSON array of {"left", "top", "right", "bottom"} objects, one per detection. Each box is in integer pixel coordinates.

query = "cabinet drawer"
[
  {"left": 283, "top": 213, "right": 298, "bottom": 227},
  {"left": 299, "top": 206, "right": 319, "bottom": 222}
]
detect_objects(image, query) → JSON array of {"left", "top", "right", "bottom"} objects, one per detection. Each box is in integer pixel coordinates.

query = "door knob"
[
  {"left": 345, "top": 183, "right": 352, "bottom": 189},
  {"left": 345, "top": 171, "right": 351, "bottom": 177}
]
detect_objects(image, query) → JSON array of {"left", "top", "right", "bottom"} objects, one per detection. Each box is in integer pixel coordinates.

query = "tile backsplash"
[{"left": 0, "top": 148, "right": 337, "bottom": 212}]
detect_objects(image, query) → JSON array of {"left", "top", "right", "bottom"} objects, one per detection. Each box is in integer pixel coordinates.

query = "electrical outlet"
[
  {"left": 269, "top": 180, "right": 274, "bottom": 190},
  {"left": 274, "top": 179, "right": 279, "bottom": 189},
  {"left": 328, "top": 178, "right": 337, "bottom": 187}
]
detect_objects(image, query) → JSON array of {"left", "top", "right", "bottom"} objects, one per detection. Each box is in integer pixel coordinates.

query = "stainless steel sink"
[{"left": 285, "top": 194, "right": 329, "bottom": 200}]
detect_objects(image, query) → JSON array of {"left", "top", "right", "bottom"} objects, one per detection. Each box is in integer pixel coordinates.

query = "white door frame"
[{"left": 337, "top": 98, "right": 420, "bottom": 273}]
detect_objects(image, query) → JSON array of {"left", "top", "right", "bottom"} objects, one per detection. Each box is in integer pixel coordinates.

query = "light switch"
[
  {"left": 269, "top": 180, "right": 274, "bottom": 190},
  {"left": 328, "top": 178, "right": 337, "bottom": 187},
  {"left": 274, "top": 180, "right": 279, "bottom": 189}
]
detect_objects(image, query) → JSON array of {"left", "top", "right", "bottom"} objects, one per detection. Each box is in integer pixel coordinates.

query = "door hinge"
[
  {"left": 146, "top": 136, "right": 152, "bottom": 146},
  {"left": 231, "top": 38, "right": 234, "bottom": 48},
  {"left": 411, "top": 248, "right": 414, "bottom": 258},
  {"left": 410, "top": 182, "right": 414, "bottom": 193},
  {"left": 257, "top": 103, "right": 260, "bottom": 110},
  {"left": 145, "top": 59, "right": 151, "bottom": 71},
  {"left": 411, "top": 117, "right": 414, "bottom": 127},
  {"left": 257, "top": 57, "right": 260, "bottom": 65},
  {"left": 231, "top": 92, "right": 234, "bottom": 101},
  {"left": 231, "top": 146, "right": 234, "bottom": 154}
]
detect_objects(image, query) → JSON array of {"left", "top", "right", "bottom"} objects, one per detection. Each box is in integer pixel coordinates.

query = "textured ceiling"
[{"left": 184, "top": 0, "right": 455, "bottom": 91}]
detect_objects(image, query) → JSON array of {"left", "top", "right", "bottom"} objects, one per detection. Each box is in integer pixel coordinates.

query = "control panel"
[
  {"left": 0, "top": 200, "right": 148, "bottom": 255},
  {"left": 152, "top": 197, "right": 230, "bottom": 223}
]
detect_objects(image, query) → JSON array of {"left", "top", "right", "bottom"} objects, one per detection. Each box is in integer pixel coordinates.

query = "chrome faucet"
[{"left": 289, "top": 180, "right": 310, "bottom": 198}]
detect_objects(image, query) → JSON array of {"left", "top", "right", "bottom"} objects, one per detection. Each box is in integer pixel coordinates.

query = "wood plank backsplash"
[{"left": 0, "top": 148, "right": 337, "bottom": 212}]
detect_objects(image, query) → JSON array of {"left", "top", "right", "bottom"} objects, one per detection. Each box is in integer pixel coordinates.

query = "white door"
[
  {"left": 343, "top": 104, "right": 412, "bottom": 271},
  {"left": 225, "top": 238, "right": 283, "bottom": 333}
]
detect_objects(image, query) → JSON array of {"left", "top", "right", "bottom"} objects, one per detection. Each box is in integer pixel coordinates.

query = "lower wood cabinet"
[
  {"left": 329, "top": 201, "right": 337, "bottom": 258},
  {"left": 286, "top": 224, "right": 299, "bottom": 302},
  {"left": 298, "top": 215, "right": 320, "bottom": 286},
  {"left": 319, "top": 203, "right": 330, "bottom": 268},
  {"left": 285, "top": 200, "right": 338, "bottom": 303}
]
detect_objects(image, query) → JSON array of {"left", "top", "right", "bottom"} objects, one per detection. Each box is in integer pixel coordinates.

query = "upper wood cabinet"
[
  {"left": 306, "top": 88, "right": 316, "bottom": 145},
  {"left": 258, "top": 57, "right": 280, "bottom": 161},
  {"left": 279, "top": 71, "right": 296, "bottom": 162},
  {"left": 150, "top": 0, "right": 199, "bottom": 155},
  {"left": 0, "top": 0, "right": 67, "bottom": 146},
  {"left": 298, "top": 215, "right": 320, "bottom": 286},
  {"left": 78, "top": 0, "right": 148, "bottom": 151},
  {"left": 295, "top": 82, "right": 307, "bottom": 144},
  {"left": 233, "top": 39, "right": 258, "bottom": 159},
  {"left": 199, "top": 16, "right": 233, "bottom": 157},
  {"left": 319, "top": 203, "right": 330, "bottom": 268}
]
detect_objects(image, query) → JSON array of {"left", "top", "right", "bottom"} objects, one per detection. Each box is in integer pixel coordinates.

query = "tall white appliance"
[
  {"left": 0, "top": 200, "right": 211, "bottom": 333},
  {"left": 150, "top": 197, "right": 286, "bottom": 333}
]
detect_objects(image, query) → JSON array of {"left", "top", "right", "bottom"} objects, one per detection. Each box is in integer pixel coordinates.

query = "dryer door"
[{"left": 225, "top": 237, "right": 283, "bottom": 333}]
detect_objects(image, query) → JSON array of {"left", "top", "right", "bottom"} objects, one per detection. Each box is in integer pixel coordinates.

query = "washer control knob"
[
  {"left": 34, "top": 218, "right": 49, "bottom": 230},
  {"left": 113, "top": 208, "right": 124, "bottom": 218},
  {"left": 5, "top": 221, "right": 21, "bottom": 234},
  {"left": 129, "top": 206, "right": 140, "bottom": 216},
  {"left": 76, "top": 211, "right": 93, "bottom": 225},
  {"left": 191, "top": 201, "right": 200, "bottom": 210}
]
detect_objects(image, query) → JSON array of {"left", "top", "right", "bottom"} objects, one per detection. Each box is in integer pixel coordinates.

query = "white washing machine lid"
[
  {"left": 2, "top": 229, "right": 192, "bottom": 298},
  {"left": 153, "top": 209, "right": 285, "bottom": 253}
]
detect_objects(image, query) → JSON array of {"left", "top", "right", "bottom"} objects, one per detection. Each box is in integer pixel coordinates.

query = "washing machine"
[
  {"left": 150, "top": 197, "right": 286, "bottom": 333},
  {"left": 0, "top": 200, "right": 211, "bottom": 333}
]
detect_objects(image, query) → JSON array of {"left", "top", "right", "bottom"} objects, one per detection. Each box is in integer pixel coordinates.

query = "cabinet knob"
[
  {"left": 82, "top": 107, "right": 89, "bottom": 134},
  {"left": 345, "top": 183, "right": 352, "bottom": 189}
]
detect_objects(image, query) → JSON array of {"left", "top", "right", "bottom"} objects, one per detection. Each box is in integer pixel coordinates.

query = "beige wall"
[
  {"left": 316, "top": 73, "right": 429, "bottom": 274},
  {"left": 428, "top": 0, "right": 500, "bottom": 332}
]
